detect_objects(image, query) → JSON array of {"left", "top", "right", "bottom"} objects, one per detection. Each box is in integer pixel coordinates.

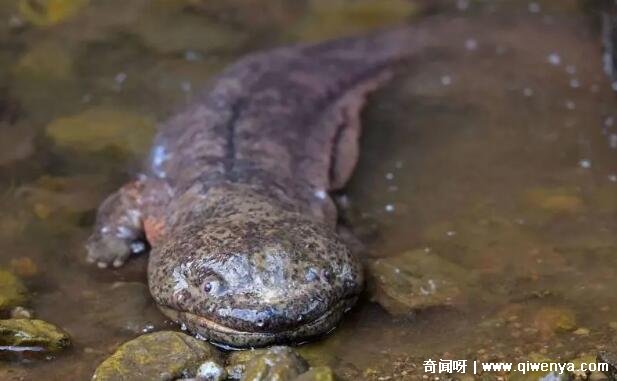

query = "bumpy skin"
[{"left": 86, "top": 25, "right": 440, "bottom": 347}]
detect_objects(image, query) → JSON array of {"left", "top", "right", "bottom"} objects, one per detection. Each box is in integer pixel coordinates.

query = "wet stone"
[
  {"left": 91, "top": 331, "right": 222, "bottom": 381},
  {"left": 294, "top": 366, "right": 336, "bottom": 381},
  {"left": 230, "top": 346, "right": 309, "bottom": 381},
  {"left": 0, "top": 268, "right": 28, "bottom": 312},
  {"left": 18, "top": 0, "right": 90, "bottom": 26},
  {"left": 367, "top": 249, "right": 470, "bottom": 316},
  {"left": 0, "top": 318, "right": 71, "bottom": 352},
  {"left": 532, "top": 306, "right": 577, "bottom": 336}
]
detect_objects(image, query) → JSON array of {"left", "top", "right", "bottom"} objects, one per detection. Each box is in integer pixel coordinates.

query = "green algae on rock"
[
  {"left": 46, "top": 107, "right": 155, "bottom": 155},
  {"left": 92, "top": 331, "right": 222, "bottom": 381},
  {"left": 0, "top": 318, "right": 70, "bottom": 351},
  {"left": 0, "top": 268, "right": 28, "bottom": 312},
  {"left": 293, "top": 0, "right": 417, "bottom": 42},
  {"left": 294, "top": 366, "right": 336, "bottom": 381},
  {"left": 18, "top": 0, "right": 89, "bottom": 26},
  {"left": 367, "top": 249, "right": 470, "bottom": 316},
  {"left": 240, "top": 346, "right": 309, "bottom": 381}
]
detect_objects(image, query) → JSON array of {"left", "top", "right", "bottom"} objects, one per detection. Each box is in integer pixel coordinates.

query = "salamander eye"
[{"left": 201, "top": 274, "right": 226, "bottom": 295}]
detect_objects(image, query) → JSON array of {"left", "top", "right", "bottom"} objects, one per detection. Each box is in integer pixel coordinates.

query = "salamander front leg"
[{"left": 86, "top": 177, "right": 163, "bottom": 268}]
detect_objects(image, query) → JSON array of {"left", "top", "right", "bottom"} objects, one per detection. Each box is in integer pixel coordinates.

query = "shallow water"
[{"left": 1, "top": 0, "right": 617, "bottom": 380}]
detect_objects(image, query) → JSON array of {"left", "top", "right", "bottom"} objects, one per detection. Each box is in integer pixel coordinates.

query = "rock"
[
  {"left": 131, "top": 3, "right": 246, "bottom": 55},
  {"left": 0, "top": 268, "right": 28, "bottom": 312},
  {"left": 195, "top": 360, "right": 226, "bottom": 381},
  {"left": 46, "top": 107, "right": 155, "bottom": 155},
  {"left": 10, "top": 306, "right": 33, "bottom": 319},
  {"left": 13, "top": 40, "right": 74, "bottom": 82},
  {"left": 229, "top": 346, "right": 308, "bottom": 381},
  {"left": 92, "top": 331, "right": 222, "bottom": 381},
  {"left": 0, "top": 318, "right": 70, "bottom": 352},
  {"left": 9, "top": 257, "right": 39, "bottom": 278},
  {"left": 18, "top": 175, "right": 111, "bottom": 225},
  {"left": 532, "top": 307, "right": 577, "bottom": 336},
  {"left": 294, "top": 0, "right": 418, "bottom": 42},
  {"left": 525, "top": 188, "right": 584, "bottom": 214},
  {"left": 294, "top": 366, "right": 336, "bottom": 381},
  {"left": 18, "top": 0, "right": 90, "bottom": 26},
  {"left": 367, "top": 249, "right": 470, "bottom": 315},
  {"left": 570, "top": 355, "right": 598, "bottom": 380}
]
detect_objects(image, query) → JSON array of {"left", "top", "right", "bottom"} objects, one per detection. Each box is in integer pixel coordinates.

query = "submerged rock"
[
  {"left": 18, "top": 0, "right": 90, "bottom": 26},
  {"left": 294, "top": 366, "right": 336, "bottom": 381},
  {"left": 532, "top": 306, "right": 577, "bottom": 337},
  {"left": 525, "top": 187, "right": 584, "bottom": 214},
  {"left": 0, "top": 318, "right": 70, "bottom": 352},
  {"left": 0, "top": 269, "right": 28, "bottom": 312},
  {"left": 92, "top": 331, "right": 222, "bottom": 381},
  {"left": 367, "top": 249, "right": 470, "bottom": 316},
  {"left": 241, "top": 346, "right": 309, "bottom": 381},
  {"left": 294, "top": 0, "right": 418, "bottom": 42},
  {"left": 46, "top": 107, "right": 155, "bottom": 155}
]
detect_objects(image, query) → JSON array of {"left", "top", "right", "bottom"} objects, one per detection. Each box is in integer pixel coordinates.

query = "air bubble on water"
[
  {"left": 385, "top": 172, "right": 394, "bottom": 180},
  {"left": 528, "top": 2, "right": 541, "bottom": 13},
  {"left": 441, "top": 75, "right": 452, "bottom": 86},
  {"left": 609, "top": 174, "right": 617, "bottom": 182},
  {"left": 565, "top": 100, "right": 575, "bottom": 110},
  {"left": 569, "top": 79, "right": 580, "bottom": 88},
  {"left": 605, "top": 116, "right": 614, "bottom": 127},
  {"left": 610, "top": 134, "right": 617, "bottom": 149},
  {"left": 579, "top": 159, "right": 591, "bottom": 169},
  {"left": 180, "top": 323, "right": 188, "bottom": 331},
  {"left": 523, "top": 87, "right": 534, "bottom": 97},
  {"left": 385, "top": 204, "right": 395, "bottom": 212},
  {"left": 465, "top": 38, "right": 478, "bottom": 51},
  {"left": 456, "top": 0, "right": 469, "bottom": 10},
  {"left": 612, "top": 82, "right": 617, "bottom": 91},
  {"left": 547, "top": 53, "right": 561, "bottom": 66},
  {"left": 394, "top": 160, "right": 404, "bottom": 169},
  {"left": 446, "top": 230, "right": 457, "bottom": 237},
  {"left": 566, "top": 65, "right": 577, "bottom": 75}
]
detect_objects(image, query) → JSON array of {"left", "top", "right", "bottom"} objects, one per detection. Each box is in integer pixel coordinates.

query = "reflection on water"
[{"left": 0, "top": 0, "right": 616, "bottom": 379}]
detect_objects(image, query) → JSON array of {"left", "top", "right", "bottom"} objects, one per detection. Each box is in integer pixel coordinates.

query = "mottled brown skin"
[{"left": 86, "top": 24, "right": 443, "bottom": 347}]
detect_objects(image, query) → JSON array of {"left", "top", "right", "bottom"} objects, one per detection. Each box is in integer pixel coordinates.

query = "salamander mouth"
[{"left": 157, "top": 296, "right": 358, "bottom": 348}]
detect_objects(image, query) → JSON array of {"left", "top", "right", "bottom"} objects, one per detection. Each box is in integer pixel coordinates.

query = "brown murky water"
[{"left": 1, "top": 0, "right": 617, "bottom": 380}]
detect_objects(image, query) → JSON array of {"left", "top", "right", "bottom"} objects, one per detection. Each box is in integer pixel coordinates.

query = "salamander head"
[{"left": 148, "top": 193, "right": 363, "bottom": 348}]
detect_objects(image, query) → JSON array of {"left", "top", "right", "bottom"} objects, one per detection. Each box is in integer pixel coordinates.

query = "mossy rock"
[
  {"left": 294, "top": 0, "right": 417, "bottom": 42},
  {"left": 0, "top": 318, "right": 70, "bottom": 352},
  {"left": 367, "top": 249, "right": 471, "bottom": 315},
  {"left": 92, "top": 331, "right": 222, "bottom": 381},
  {"left": 18, "top": 0, "right": 89, "bottom": 26},
  {"left": 295, "top": 366, "right": 336, "bottom": 381},
  {"left": 46, "top": 107, "right": 156, "bottom": 155},
  {"left": 0, "top": 269, "right": 28, "bottom": 312},
  {"left": 231, "top": 346, "right": 308, "bottom": 381}
]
